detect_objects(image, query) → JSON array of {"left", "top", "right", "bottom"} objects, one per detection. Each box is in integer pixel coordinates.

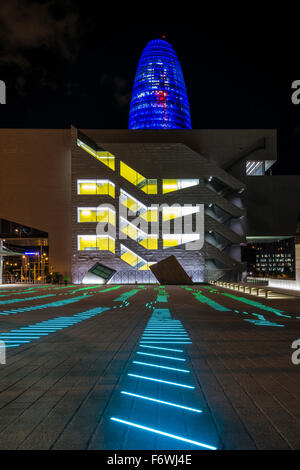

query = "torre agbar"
[{"left": 1, "top": 40, "right": 300, "bottom": 286}]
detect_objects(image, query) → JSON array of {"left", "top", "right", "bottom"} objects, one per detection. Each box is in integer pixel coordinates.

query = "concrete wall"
[
  {"left": 80, "top": 129, "right": 277, "bottom": 171},
  {"left": 0, "top": 129, "right": 72, "bottom": 277}
]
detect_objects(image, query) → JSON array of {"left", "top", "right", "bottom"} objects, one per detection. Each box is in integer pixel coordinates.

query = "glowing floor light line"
[
  {"left": 121, "top": 391, "right": 202, "bottom": 413},
  {"left": 2, "top": 306, "right": 109, "bottom": 349},
  {"left": 140, "top": 342, "right": 193, "bottom": 345},
  {"left": 143, "top": 335, "right": 189, "bottom": 337},
  {"left": 0, "top": 294, "right": 55, "bottom": 306},
  {"left": 144, "top": 329, "right": 187, "bottom": 331},
  {"left": 142, "top": 332, "right": 189, "bottom": 335},
  {"left": 11, "top": 330, "right": 49, "bottom": 335},
  {"left": 110, "top": 418, "right": 216, "bottom": 450},
  {"left": 145, "top": 327, "right": 186, "bottom": 329},
  {"left": 133, "top": 361, "right": 190, "bottom": 373},
  {"left": 2, "top": 340, "right": 30, "bottom": 343},
  {"left": 128, "top": 373, "right": 194, "bottom": 389},
  {"left": 142, "top": 334, "right": 189, "bottom": 336},
  {"left": 16, "top": 328, "right": 63, "bottom": 331},
  {"left": 141, "top": 339, "right": 190, "bottom": 342},
  {"left": 139, "top": 345, "right": 184, "bottom": 353},
  {"left": 143, "top": 330, "right": 188, "bottom": 333},
  {"left": 0, "top": 336, "right": 41, "bottom": 339},
  {"left": 144, "top": 329, "right": 188, "bottom": 332},
  {"left": 136, "top": 352, "right": 186, "bottom": 361}
]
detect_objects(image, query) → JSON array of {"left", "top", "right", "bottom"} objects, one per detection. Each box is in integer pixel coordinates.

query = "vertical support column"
[
  {"left": 157, "top": 178, "right": 163, "bottom": 252},
  {"left": 0, "top": 239, "right": 3, "bottom": 285}
]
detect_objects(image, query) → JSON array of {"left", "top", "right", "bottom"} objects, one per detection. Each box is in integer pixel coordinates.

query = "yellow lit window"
[
  {"left": 162, "top": 179, "right": 199, "bottom": 194},
  {"left": 77, "top": 139, "right": 115, "bottom": 171},
  {"left": 163, "top": 235, "right": 179, "bottom": 249},
  {"left": 120, "top": 161, "right": 157, "bottom": 194},
  {"left": 77, "top": 207, "right": 116, "bottom": 225},
  {"left": 77, "top": 180, "right": 115, "bottom": 198},
  {"left": 120, "top": 190, "right": 158, "bottom": 221},
  {"left": 162, "top": 206, "right": 200, "bottom": 221},
  {"left": 78, "top": 208, "right": 97, "bottom": 223},
  {"left": 163, "top": 234, "right": 200, "bottom": 249},
  {"left": 77, "top": 235, "right": 115, "bottom": 253},
  {"left": 120, "top": 217, "right": 158, "bottom": 250},
  {"left": 141, "top": 208, "right": 158, "bottom": 222},
  {"left": 120, "top": 244, "right": 155, "bottom": 270}
]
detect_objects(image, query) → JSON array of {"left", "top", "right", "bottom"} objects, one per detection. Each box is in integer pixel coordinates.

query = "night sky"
[{"left": 1, "top": 3, "right": 300, "bottom": 175}]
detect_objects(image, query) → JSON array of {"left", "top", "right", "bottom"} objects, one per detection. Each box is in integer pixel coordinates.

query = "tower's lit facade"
[{"left": 129, "top": 39, "right": 192, "bottom": 130}]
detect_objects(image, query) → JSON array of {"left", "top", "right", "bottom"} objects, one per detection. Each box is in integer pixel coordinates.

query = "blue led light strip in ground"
[
  {"left": 142, "top": 333, "right": 190, "bottom": 336},
  {"left": 0, "top": 293, "right": 55, "bottom": 306},
  {"left": 110, "top": 418, "right": 216, "bottom": 450},
  {"left": 133, "top": 361, "right": 190, "bottom": 373},
  {"left": 136, "top": 352, "right": 186, "bottom": 362},
  {"left": 144, "top": 330, "right": 186, "bottom": 332},
  {"left": 0, "top": 294, "right": 91, "bottom": 316},
  {"left": 140, "top": 342, "right": 193, "bottom": 345},
  {"left": 142, "top": 336, "right": 190, "bottom": 339},
  {"left": 110, "top": 306, "right": 219, "bottom": 450},
  {"left": 0, "top": 306, "right": 109, "bottom": 349},
  {"left": 139, "top": 345, "right": 184, "bottom": 353},
  {"left": 128, "top": 373, "right": 194, "bottom": 389},
  {"left": 121, "top": 391, "right": 202, "bottom": 413}
]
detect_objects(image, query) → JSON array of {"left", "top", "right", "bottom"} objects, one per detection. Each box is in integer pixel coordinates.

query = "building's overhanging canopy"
[{"left": 0, "top": 249, "right": 23, "bottom": 256}]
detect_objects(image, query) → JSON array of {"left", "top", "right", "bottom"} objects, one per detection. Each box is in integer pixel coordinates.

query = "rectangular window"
[
  {"left": 162, "top": 205, "right": 200, "bottom": 221},
  {"left": 77, "top": 179, "right": 115, "bottom": 198},
  {"left": 77, "top": 235, "right": 115, "bottom": 253},
  {"left": 77, "top": 207, "right": 116, "bottom": 225},
  {"left": 162, "top": 179, "right": 199, "bottom": 194},
  {"left": 163, "top": 234, "right": 200, "bottom": 249},
  {"left": 246, "top": 161, "right": 264, "bottom": 176}
]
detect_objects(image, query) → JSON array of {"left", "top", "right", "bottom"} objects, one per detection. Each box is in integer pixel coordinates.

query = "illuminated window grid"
[
  {"left": 120, "top": 161, "right": 157, "bottom": 194},
  {"left": 77, "top": 139, "right": 115, "bottom": 171},
  {"left": 77, "top": 207, "right": 116, "bottom": 225},
  {"left": 77, "top": 179, "right": 115, "bottom": 198},
  {"left": 120, "top": 244, "right": 155, "bottom": 271},
  {"left": 78, "top": 235, "right": 115, "bottom": 253},
  {"left": 120, "top": 217, "right": 158, "bottom": 250},
  {"left": 162, "top": 179, "right": 199, "bottom": 194}
]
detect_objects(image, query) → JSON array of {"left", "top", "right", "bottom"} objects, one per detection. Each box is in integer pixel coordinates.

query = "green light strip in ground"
[
  {"left": 221, "top": 293, "right": 291, "bottom": 318},
  {"left": 182, "top": 288, "right": 231, "bottom": 312},
  {"left": 113, "top": 289, "right": 140, "bottom": 302}
]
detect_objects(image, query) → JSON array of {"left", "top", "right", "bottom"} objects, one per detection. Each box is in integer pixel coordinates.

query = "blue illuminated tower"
[{"left": 129, "top": 39, "right": 192, "bottom": 129}]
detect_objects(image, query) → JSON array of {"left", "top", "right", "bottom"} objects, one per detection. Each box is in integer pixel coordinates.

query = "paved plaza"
[{"left": 0, "top": 283, "right": 299, "bottom": 450}]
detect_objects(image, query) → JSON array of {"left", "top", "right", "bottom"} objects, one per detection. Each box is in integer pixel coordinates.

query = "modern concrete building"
[
  {"left": 1, "top": 126, "right": 291, "bottom": 285},
  {"left": 2, "top": 38, "right": 300, "bottom": 286}
]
